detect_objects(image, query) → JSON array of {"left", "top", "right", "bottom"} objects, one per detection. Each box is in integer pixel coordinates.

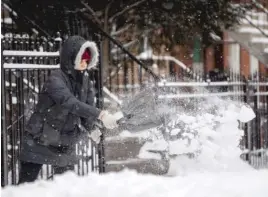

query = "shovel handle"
[
  {"left": 116, "top": 117, "right": 127, "bottom": 125},
  {"left": 94, "top": 117, "right": 127, "bottom": 129}
]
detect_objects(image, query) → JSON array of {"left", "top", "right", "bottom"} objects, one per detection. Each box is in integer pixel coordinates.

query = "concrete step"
[
  {"left": 104, "top": 137, "right": 147, "bottom": 161},
  {"left": 105, "top": 158, "right": 169, "bottom": 175}
]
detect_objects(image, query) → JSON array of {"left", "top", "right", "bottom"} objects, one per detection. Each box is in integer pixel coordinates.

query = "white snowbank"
[{"left": 2, "top": 169, "right": 268, "bottom": 197}]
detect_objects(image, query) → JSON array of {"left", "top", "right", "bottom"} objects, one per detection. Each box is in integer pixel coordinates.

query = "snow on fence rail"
[
  {"left": 249, "top": 82, "right": 268, "bottom": 86},
  {"left": 157, "top": 81, "right": 246, "bottom": 87},
  {"left": 158, "top": 81, "right": 268, "bottom": 87},
  {"left": 255, "top": 92, "right": 268, "bottom": 96},
  {"left": 3, "top": 63, "right": 60, "bottom": 69},
  {"left": 3, "top": 50, "right": 59, "bottom": 56},
  {"left": 158, "top": 91, "right": 246, "bottom": 99},
  {"left": 2, "top": 49, "right": 60, "bottom": 69}
]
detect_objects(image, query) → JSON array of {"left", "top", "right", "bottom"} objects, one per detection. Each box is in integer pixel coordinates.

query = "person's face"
[{"left": 77, "top": 59, "right": 88, "bottom": 71}]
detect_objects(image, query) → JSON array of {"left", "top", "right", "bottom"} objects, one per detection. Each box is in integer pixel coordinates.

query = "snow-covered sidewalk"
[{"left": 2, "top": 169, "right": 268, "bottom": 197}]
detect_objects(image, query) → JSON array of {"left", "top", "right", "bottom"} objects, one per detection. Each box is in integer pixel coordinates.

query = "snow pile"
[
  {"left": 139, "top": 96, "right": 256, "bottom": 175},
  {"left": 2, "top": 169, "right": 268, "bottom": 197}
]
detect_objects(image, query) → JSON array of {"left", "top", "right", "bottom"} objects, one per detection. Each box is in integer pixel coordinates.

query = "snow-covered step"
[
  {"left": 251, "top": 37, "right": 268, "bottom": 44},
  {"left": 104, "top": 137, "right": 147, "bottom": 161},
  {"left": 238, "top": 27, "right": 268, "bottom": 35},
  {"left": 245, "top": 12, "right": 268, "bottom": 20},
  {"left": 241, "top": 18, "right": 268, "bottom": 26},
  {"left": 105, "top": 158, "right": 169, "bottom": 175}
]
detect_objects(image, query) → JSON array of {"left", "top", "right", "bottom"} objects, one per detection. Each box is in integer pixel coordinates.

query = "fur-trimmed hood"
[{"left": 60, "top": 36, "right": 99, "bottom": 77}]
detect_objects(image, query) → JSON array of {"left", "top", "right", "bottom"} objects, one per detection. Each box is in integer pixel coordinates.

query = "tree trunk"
[
  {"left": 101, "top": 36, "right": 109, "bottom": 82},
  {"left": 101, "top": 4, "right": 111, "bottom": 83}
]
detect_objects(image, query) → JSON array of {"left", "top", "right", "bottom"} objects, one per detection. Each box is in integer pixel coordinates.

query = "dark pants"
[{"left": 18, "top": 161, "right": 74, "bottom": 184}]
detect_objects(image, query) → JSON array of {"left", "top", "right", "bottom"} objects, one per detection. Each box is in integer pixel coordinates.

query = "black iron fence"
[
  {"left": 243, "top": 77, "right": 268, "bottom": 168},
  {"left": 156, "top": 77, "right": 268, "bottom": 168}
]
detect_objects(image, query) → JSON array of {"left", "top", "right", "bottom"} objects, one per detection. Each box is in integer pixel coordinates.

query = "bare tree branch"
[
  {"left": 80, "top": 1, "right": 102, "bottom": 25},
  {"left": 108, "top": 0, "right": 147, "bottom": 23},
  {"left": 110, "top": 39, "right": 139, "bottom": 54},
  {"left": 111, "top": 24, "right": 132, "bottom": 36},
  {"left": 104, "top": 0, "right": 115, "bottom": 31}
]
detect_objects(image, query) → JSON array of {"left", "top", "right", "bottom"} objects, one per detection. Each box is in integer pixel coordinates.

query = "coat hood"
[{"left": 60, "top": 36, "right": 99, "bottom": 77}]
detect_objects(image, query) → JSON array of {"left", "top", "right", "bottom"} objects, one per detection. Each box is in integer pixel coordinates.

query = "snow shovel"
[
  {"left": 116, "top": 87, "right": 164, "bottom": 132},
  {"left": 93, "top": 87, "right": 164, "bottom": 133}
]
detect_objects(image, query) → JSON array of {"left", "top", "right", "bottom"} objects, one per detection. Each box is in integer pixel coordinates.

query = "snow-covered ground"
[
  {"left": 2, "top": 96, "right": 268, "bottom": 197},
  {"left": 2, "top": 169, "right": 268, "bottom": 197}
]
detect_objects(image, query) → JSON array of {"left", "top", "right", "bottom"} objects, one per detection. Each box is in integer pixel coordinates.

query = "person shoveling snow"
[{"left": 18, "top": 35, "right": 119, "bottom": 184}]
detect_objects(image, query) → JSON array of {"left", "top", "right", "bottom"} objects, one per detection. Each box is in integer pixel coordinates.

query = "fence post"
[
  {"left": 1, "top": 46, "right": 9, "bottom": 187},
  {"left": 95, "top": 36, "right": 105, "bottom": 173},
  {"left": 18, "top": 69, "right": 24, "bottom": 153},
  {"left": 253, "top": 87, "right": 261, "bottom": 151},
  {"left": 266, "top": 77, "right": 268, "bottom": 149},
  {"left": 243, "top": 76, "right": 250, "bottom": 161}
]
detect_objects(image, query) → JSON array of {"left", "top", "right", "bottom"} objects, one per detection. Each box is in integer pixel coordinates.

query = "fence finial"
[{"left": 54, "top": 32, "right": 62, "bottom": 51}]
